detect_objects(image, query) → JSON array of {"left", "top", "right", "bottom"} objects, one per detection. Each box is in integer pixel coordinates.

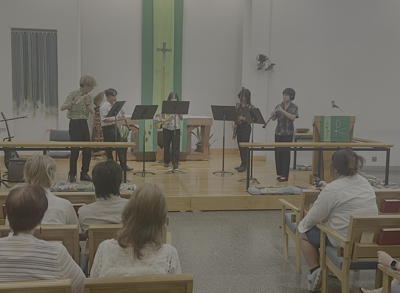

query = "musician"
[
  {"left": 158, "top": 92, "right": 182, "bottom": 170},
  {"left": 271, "top": 88, "right": 299, "bottom": 182},
  {"left": 233, "top": 87, "right": 253, "bottom": 172},
  {"left": 61, "top": 75, "right": 96, "bottom": 183},
  {"left": 99, "top": 88, "right": 132, "bottom": 171}
]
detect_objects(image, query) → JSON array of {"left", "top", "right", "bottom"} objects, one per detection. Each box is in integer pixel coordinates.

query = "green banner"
[
  {"left": 320, "top": 116, "right": 352, "bottom": 142},
  {"left": 141, "top": 0, "right": 183, "bottom": 152}
]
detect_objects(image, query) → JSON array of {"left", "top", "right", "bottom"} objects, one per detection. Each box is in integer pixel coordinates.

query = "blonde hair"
[
  {"left": 79, "top": 75, "right": 97, "bottom": 88},
  {"left": 117, "top": 183, "right": 167, "bottom": 259},
  {"left": 24, "top": 155, "right": 56, "bottom": 188}
]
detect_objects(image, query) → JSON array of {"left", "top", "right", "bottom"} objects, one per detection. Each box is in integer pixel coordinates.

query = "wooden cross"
[{"left": 156, "top": 41, "right": 172, "bottom": 64}]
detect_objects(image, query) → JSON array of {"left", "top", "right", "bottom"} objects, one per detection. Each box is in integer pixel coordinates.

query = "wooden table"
[
  {"left": 240, "top": 141, "right": 393, "bottom": 190},
  {"left": 0, "top": 141, "right": 135, "bottom": 182}
]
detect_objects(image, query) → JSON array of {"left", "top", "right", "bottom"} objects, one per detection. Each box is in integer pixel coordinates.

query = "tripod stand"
[
  {"left": 131, "top": 105, "right": 158, "bottom": 177},
  {"left": 211, "top": 105, "right": 237, "bottom": 176}
]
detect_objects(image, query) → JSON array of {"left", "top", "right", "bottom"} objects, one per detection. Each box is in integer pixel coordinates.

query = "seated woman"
[
  {"left": 24, "top": 155, "right": 78, "bottom": 225},
  {"left": 90, "top": 183, "right": 181, "bottom": 277},
  {"left": 297, "top": 148, "right": 378, "bottom": 292},
  {"left": 0, "top": 185, "right": 85, "bottom": 293},
  {"left": 361, "top": 251, "right": 400, "bottom": 293},
  {"left": 78, "top": 160, "right": 129, "bottom": 232}
]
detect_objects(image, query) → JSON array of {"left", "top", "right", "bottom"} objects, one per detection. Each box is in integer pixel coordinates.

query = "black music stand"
[
  {"left": 211, "top": 105, "right": 237, "bottom": 176},
  {"left": 106, "top": 101, "right": 126, "bottom": 142},
  {"left": 162, "top": 101, "right": 190, "bottom": 173},
  {"left": 238, "top": 107, "right": 266, "bottom": 184},
  {"left": 131, "top": 105, "right": 158, "bottom": 177}
]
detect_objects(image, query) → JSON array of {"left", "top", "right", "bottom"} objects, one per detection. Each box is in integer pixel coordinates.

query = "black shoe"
[
  {"left": 237, "top": 165, "right": 247, "bottom": 172},
  {"left": 234, "top": 165, "right": 241, "bottom": 171},
  {"left": 164, "top": 163, "right": 170, "bottom": 168},
  {"left": 68, "top": 174, "right": 76, "bottom": 183},
  {"left": 80, "top": 173, "right": 92, "bottom": 182},
  {"left": 122, "top": 166, "right": 133, "bottom": 171}
]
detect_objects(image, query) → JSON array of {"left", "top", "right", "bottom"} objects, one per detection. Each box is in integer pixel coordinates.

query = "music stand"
[
  {"left": 238, "top": 107, "right": 266, "bottom": 184},
  {"left": 131, "top": 105, "right": 158, "bottom": 177},
  {"left": 211, "top": 105, "right": 238, "bottom": 176},
  {"left": 106, "top": 101, "right": 126, "bottom": 142},
  {"left": 162, "top": 101, "right": 190, "bottom": 173}
]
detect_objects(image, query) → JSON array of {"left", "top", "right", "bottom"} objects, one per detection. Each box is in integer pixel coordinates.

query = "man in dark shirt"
[{"left": 271, "top": 88, "right": 299, "bottom": 182}]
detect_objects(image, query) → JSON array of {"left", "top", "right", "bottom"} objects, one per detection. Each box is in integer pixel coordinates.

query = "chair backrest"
[
  {"left": 85, "top": 275, "right": 193, "bottom": 293},
  {"left": 0, "top": 279, "right": 71, "bottom": 293},
  {"left": 0, "top": 224, "right": 80, "bottom": 263},
  {"left": 347, "top": 215, "right": 400, "bottom": 261},
  {"left": 301, "top": 189, "right": 320, "bottom": 212},
  {"left": 87, "top": 224, "right": 123, "bottom": 270},
  {"left": 374, "top": 189, "right": 400, "bottom": 214}
]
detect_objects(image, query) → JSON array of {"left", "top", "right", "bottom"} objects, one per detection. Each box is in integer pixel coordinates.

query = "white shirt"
[
  {"left": 78, "top": 195, "right": 129, "bottom": 232},
  {"left": 99, "top": 101, "right": 125, "bottom": 127},
  {"left": 0, "top": 233, "right": 85, "bottom": 293},
  {"left": 42, "top": 189, "right": 79, "bottom": 225},
  {"left": 90, "top": 239, "right": 181, "bottom": 278},
  {"left": 298, "top": 174, "right": 378, "bottom": 247}
]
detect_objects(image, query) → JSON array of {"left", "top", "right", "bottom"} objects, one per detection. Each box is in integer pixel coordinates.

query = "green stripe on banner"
[{"left": 141, "top": 0, "right": 184, "bottom": 153}]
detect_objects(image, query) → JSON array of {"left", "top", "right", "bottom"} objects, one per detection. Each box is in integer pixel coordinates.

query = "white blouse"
[
  {"left": 90, "top": 239, "right": 181, "bottom": 278},
  {"left": 298, "top": 174, "right": 378, "bottom": 247}
]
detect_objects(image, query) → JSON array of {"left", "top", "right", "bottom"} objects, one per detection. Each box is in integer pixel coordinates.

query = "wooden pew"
[
  {"left": 379, "top": 263, "right": 400, "bottom": 293},
  {"left": 0, "top": 279, "right": 71, "bottom": 293},
  {"left": 87, "top": 224, "right": 171, "bottom": 272},
  {"left": 279, "top": 190, "right": 319, "bottom": 272},
  {"left": 0, "top": 224, "right": 80, "bottom": 263},
  {"left": 85, "top": 275, "right": 193, "bottom": 293},
  {"left": 319, "top": 215, "right": 400, "bottom": 293}
]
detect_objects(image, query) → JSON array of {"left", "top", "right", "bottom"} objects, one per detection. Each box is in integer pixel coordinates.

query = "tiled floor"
[{"left": 169, "top": 210, "right": 377, "bottom": 293}]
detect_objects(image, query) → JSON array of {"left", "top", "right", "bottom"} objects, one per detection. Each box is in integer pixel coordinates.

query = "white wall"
[
  {"left": 80, "top": 0, "right": 142, "bottom": 116},
  {"left": 80, "top": 0, "right": 245, "bottom": 148},
  {"left": 244, "top": 0, "right": 400, "bottom": 166},
  {"left": 0, "top": 0, "right": 81, "bottom": 140}
]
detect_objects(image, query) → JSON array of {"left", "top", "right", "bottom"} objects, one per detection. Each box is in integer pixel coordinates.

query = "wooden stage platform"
[{"left": 0, "top": 151, "right": 312, "bottom": 211}]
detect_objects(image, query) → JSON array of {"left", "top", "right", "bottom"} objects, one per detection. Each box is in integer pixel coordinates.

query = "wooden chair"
[
  {"left": 85, "top": 274, "right": 193, "bottom": 293},
  {"left": 319, "top": 215, "right": 400, "bottom": 293},
  {"left": 87, "top": 224, "right": 171, "bottom": 271},
  {"left": 379, "top": 263, "right": 400, "bottom": 293},
  {"left": 279, "top": 189, "right": 319, "bottom": 272},
  {"left": 0, "top": 279, "right": 71, "bottom": 293},
  {"left": 0, "top": 224, "right": 80, "bottom": 263}
]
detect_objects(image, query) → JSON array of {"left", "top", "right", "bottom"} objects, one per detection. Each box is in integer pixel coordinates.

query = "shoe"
[
  {"left": 173, "top": 165, "right": 179, "bottom": 170},
  {"left": 237, "top": 165, "right": 247, "bottom": 172},
  {"left": 307, "top": 267, "right": 322, "bottom": 292},
  {"left": 68, "top": 174, "right": 76, "bottom": 183},
  {"left": 277, "top": 176, "right": 288, "bottom": 182},
  {"left": 234, "top": 166, "right": 241, "bottom": 171},
  {"left": 122, "top": 166, "right": 133, "bottom": 171},
  {"left": 164, "top": 163, "right": 169, "bottom": 168},
  {"left": 80, "top": 173, "right": 92, "bottom": 182}
]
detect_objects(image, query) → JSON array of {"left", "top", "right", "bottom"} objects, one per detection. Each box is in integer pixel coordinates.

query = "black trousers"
[
  {"left": 102, "top": 125, "right": 127, "bottom": 169},
  {"left": 275, "top": 134, "right": 294, "bottom": 178},
  {"left": 163, "top": 128, "right": 180, "bottom": 168},
  {"left": 236, "top": 123, "right": 251, "bottom": 167},
  {"left": 69, "top": 119, "right": 91, "bottom": 176}
]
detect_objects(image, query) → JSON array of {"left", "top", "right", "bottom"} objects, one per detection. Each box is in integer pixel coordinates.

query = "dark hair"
[
  {"left": 6, "top": 185, "right": 48, "bottom": 234},
  {"left": 92, "top": 160, "right": 122, "bottom": 198},
  {"left": 332, "top": 148, "right": 364, "bottom": 177},
  {"left": 167, "top": 92, "right": 179, "bottom": 101},
  {"left": 238, "top": 87, "right": 251, "bottom": 105},
  {"left": 105, "top": 88, "right": 118, "bottom": 97},
  {"left": 282, "top": 88, "right": 296, "bottom": 101}
]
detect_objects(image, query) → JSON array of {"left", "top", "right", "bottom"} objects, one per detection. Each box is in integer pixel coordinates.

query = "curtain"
[{"left": 11, "top": 28, "right": 58, "bottom": 117}]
